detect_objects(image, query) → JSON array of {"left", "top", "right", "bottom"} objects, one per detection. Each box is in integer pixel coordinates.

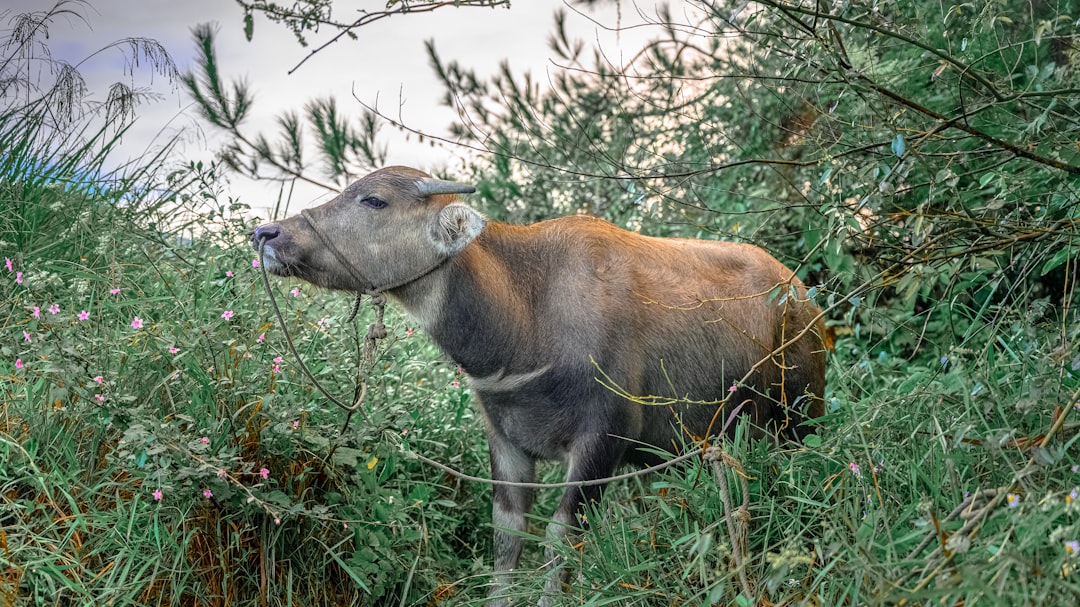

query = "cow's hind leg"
[{"left": 539, "top": 434, "right": 623, "bottom": 606}]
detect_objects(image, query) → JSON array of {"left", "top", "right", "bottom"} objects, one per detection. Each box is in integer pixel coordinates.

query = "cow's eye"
[{"left": 360, "top": 196, "right": 387, "bottom": 209}]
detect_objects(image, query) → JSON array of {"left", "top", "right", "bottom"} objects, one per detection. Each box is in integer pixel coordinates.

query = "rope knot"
[
  {"left": 366, "top": 323, "right": 387, "bottom": 341},
  {"left": 364, "top": 292, "right": 388, "bottom": 363}
]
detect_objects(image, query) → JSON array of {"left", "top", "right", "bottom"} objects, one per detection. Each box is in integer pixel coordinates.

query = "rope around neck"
[{"left": 299, "top": 208, "right": 453, "bottom": 298}]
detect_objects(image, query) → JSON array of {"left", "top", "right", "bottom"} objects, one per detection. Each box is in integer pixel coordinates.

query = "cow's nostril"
[{"left": 253, "top": 225, "right": 281, "bottom": 242}]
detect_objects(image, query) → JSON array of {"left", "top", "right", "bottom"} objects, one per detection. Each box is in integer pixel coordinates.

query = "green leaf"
[
  {"left": 1040, "top": 247, "right": 1072, "bottom": 276},
  {"left": 891, "top": 134, "right": 905, "bottom": 157},
  {"left": 327, "top": 548, "right": 372, "bottom": 593},
  {"left": 819, "top": 166, "right": 833, "bottom": 185}
]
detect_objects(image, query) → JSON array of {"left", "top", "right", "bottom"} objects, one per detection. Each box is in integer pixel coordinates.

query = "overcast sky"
[{"left": 5, "top": 0, "right": 661, "bottom": 217}]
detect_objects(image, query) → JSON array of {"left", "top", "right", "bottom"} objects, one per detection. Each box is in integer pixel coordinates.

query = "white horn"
[{"left": 415, "top": 178, "right": 476, "bottom": 197}]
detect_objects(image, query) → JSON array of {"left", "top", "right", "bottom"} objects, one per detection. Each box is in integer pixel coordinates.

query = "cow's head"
[{"left": 251, "top": 166, "right": 484, "bottom": 293}]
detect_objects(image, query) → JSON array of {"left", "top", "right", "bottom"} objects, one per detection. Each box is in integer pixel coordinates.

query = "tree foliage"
[
  {"left": 182, "top": 23, "right": 388, "bottom": 197},
  {"left": 234, "top": 0, "right": 511, "bottom": 73}
]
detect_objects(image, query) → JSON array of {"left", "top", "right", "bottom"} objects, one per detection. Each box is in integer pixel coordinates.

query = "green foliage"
[
  {"left": 181, "top": 23, "right": 387, "bottom": 197},
  {"left": 4, "top": 0, "right": 1080, "bottom": 606}
]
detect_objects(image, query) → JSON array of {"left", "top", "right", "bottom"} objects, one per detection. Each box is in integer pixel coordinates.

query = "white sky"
[{"left": 5, "top": 0, "right": 663, "bottom": 218}]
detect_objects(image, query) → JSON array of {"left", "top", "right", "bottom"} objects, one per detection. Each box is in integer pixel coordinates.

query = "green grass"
[{"left": 0, "top": 93, "right": 488, "bottom": 604}]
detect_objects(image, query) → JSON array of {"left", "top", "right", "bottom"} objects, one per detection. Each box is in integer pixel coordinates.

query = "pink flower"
[
  {"left": 273, "top": 356, "right": 283, "bottom": 363},
  {"left": 225, "top": 271, "right": 234, "bottom": 277},
  {"left": 849, "top": 462, "right": 861, "bottom": 477},
  {"left": 291, "top": 287, "right": 300, "bottom": 297},
  {"left": 48, "top": 303, "right": 59, "bottom": 315},
  {"left": 405, "top": 328, "right": 414, "bottom": 337},
  {"left": 169, "top": 346, "right": 179, "bottom": 354},
  {"left": 259, "top": 467, "right": 270, "bottom": 479},
  {"left": 131, "top": 317, "right": 143, "bottom": 329},
  {"left": 217, "top": 469, "right": 227, "bottom": 478},
  {"left": 77, "top": 310, "right": 89, "bottom": 321},
  {"left": 152, "top": 489, "right": 163, "bottom": 501},
  {"left": 200, "top": 436, "right": 210, "bottom": 445},
  {"left": 110, "top": 287, "right": 120, "bottom": 295},
  {"left": 14, "top": 358, "right": 23, "bottom": 369},
  {"left": 15, "top": 271, "right": 23, "bottom": 284},
  {"left": 292, "top": 420, "right": 299, "bottom": 429},
  {"left": 94, "top": 375, "right": 103, "bottom": 384},
  {"left": 31, "top": 306, "right": 39, "bottom": 318},
  {"left": 95, "top": 394, "right": 105, "bottom": 402},
  {"left": 256, "top": 333, "right": 265, "bottom": 343},
  {"left": 221, "top": 310, "right": 234, "bottom": 320},
  {"left": 272, "top": 364, "right": 282, "bottom": 373},
  {"left": 202, "top": 489, "right": 213, "bottom": 498},
  {"left": 451, "top": 380, "right": 460, "bottom": 388},
  {"left": 274, "top": 517, "right": 280, "bottom": 525},
  {"left": 252, "top": 259, "right": 260, "bottom": 268},
  {"left": 3, "top": 258, "right": 10, "bottom": 272},
  {"left": 728, "top": 384, "right": 738, "bottom": 392},
  {"left": 22, "top": 331, "right": 31, "bottom": 342}
]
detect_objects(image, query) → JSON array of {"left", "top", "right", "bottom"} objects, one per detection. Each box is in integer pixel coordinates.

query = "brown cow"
[{"left": 251, "top": 165, "right": 826, "bottom": 606}]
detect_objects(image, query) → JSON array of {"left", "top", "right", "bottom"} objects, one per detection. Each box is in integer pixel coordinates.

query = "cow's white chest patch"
[{"left": 467, "top": 366, "right": 551, "bottom": 393}]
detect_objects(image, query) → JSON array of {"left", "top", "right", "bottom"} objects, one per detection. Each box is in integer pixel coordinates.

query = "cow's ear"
[{"left": 432, "top": 203, "right": 486, "bottom": 255}]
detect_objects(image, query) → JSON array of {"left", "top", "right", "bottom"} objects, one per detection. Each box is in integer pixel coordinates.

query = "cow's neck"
[{"left": 389, "top": 224, "right": 536, "bottom": 377}]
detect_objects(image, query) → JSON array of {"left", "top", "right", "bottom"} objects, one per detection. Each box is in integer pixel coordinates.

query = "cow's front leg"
[
  {"left": 488, "top": 429, "right": 536, "bottom": 607},
  {"left": 539, "top": 433, "right": 623, "bottom": 606}
]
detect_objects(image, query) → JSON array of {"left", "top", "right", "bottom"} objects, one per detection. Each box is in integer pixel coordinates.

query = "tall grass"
[
  {"left": 1, "top": 91, "right": 490, "bottom": 603},
  {"left": 0, "top": 7, "right": 483, "bottom": 604}
]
